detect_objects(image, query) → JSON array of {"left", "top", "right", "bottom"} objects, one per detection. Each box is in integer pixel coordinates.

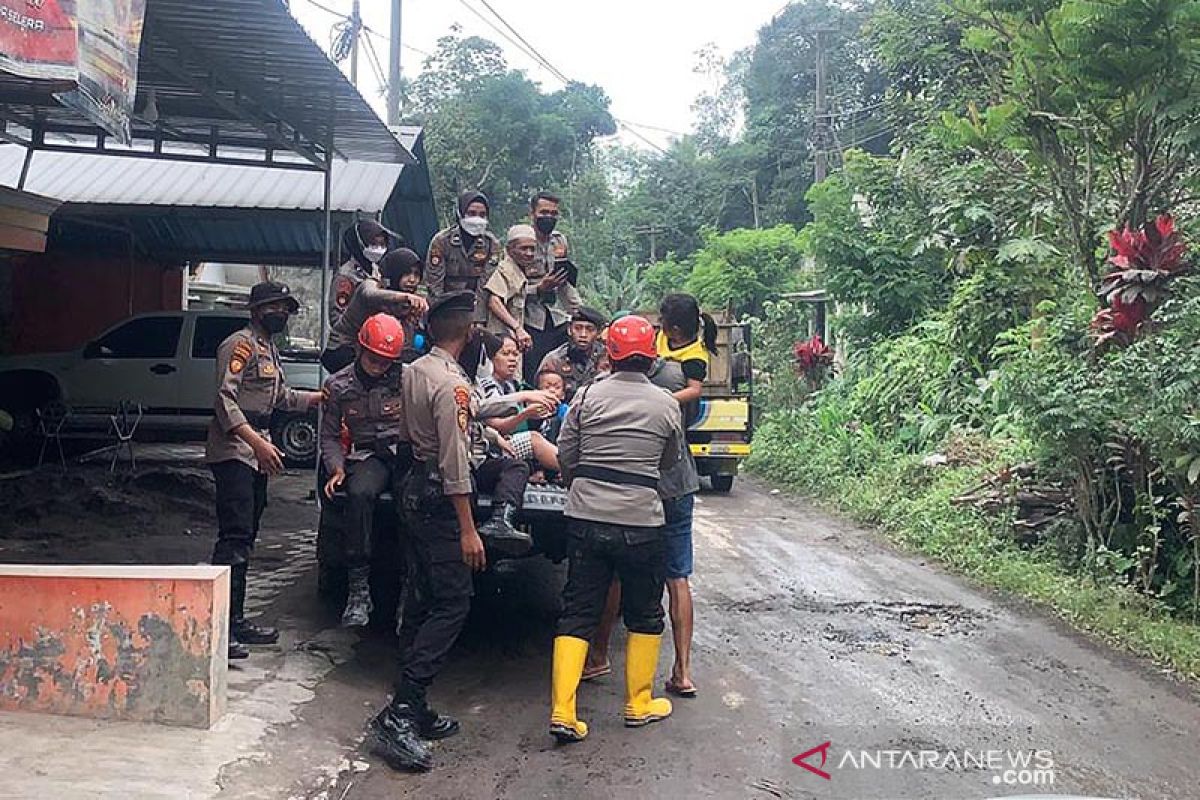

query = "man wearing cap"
[
  {"left": 523, "top": 191, "right": 582, "bottom": 380},
  {"left": 367, "top": 289, "right": 484, "bottom": 773},
  {"left": 425, "top": 190, "right": 502, "bottom": 323},
  {"left": 207, "top": 281, "right": 323, "bottom": 660},
  {"left": 329, "top": 219, "right": 394, "bottom": 331},
  {"left": 547, "top": 315, "right": 685, "bottom": 743},
  {"left": 320, "top": 313, "right": 412, "bottom": 628},
  {"left": 536, "top": 306, "right": 608, "bottom": 401},
  {"left": 483, "top": 224, "right": 538, "bottom": 352}
]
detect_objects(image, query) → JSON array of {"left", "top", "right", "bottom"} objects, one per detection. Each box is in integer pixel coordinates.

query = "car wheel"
[
  {"left": 710, "top": 474, "right": 735, "bottom": 493},
  {"left": 273, "top": 413, "right": 317, "bottom": 467}
]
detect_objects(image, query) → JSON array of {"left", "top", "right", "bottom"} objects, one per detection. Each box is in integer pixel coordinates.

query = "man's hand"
[
  {"left": 461, "top": 526, "right": 487, "bottom": 572},
  {"left": 251, "top": 435, "right": 285, "bottom": 476},
  {"left": 515, "top": 327, "right": 533, "bottom": 352},
  {"left": 323, "top": 467, "right": 345, "bottom": 499},
  {"left": 537, "top": 269, "right": 567, "bottom": 293}
]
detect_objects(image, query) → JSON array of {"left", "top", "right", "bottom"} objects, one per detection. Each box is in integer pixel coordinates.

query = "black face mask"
[
  {"left": 534, "top": 216, "right": 558, "bottom": 236},
  {"left": 260, "top": 312, "right": 288, "bottom": 335}
]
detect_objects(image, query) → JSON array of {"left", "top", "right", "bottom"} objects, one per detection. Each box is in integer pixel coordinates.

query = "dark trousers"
[
  {"left": 557, "top": 519, "right": 666, "bottom": 639},
  {"left": 523, "top": 322, "right": 568, "bottom": 384},
  {"left": 211, "top": 459, "right": 268, "bottom": 622},
  {"left": 473, "top": 455, "right": 529, "bottom": 507},
  {"left": 344, "top": 450, "right": 412, "bottom": 569},
  {"left": 396, "top": 473, "right": 473, "bottom": 689}
]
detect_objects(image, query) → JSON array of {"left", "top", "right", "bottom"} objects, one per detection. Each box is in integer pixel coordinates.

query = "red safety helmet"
[
  {"left": 606, "top": 315, "right": 656, "bottom": 361},
  {"left": 358, "top": 313, "right": 405, "bottom": 359}
]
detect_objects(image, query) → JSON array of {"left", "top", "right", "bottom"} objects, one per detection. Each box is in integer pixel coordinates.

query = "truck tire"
[
  {"left": 710, "top": 474, "right": 735, "bottom": 493},
  {"left": 273, "top": 412, "right": 318, "bottom": 467}
]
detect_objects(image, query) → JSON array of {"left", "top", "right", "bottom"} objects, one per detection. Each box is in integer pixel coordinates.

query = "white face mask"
[
  {"left": 363, "top": 244, "right": 387, "bottom": 264},
  {"left": 460, "top": 215, "right": 488, "bottom": 237}
]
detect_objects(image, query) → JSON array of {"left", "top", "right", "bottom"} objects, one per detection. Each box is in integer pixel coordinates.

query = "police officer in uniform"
[
  {"left": 537, "top": 306, "right": 608, "bottom": 401},
  {"left": 424, "top": 190, "right": 502, "bottom": 323},
  {"left": 523, "top": 191, "right": 582, "bottom": 381},
  {"left": 548, "top": 315, "right": 685, "bottom": 742},
  {"left": 329, "top": 219, "right": 394, "bottom": 331},
  {"left": 366, "top": 291, "right": 484, "bottom": 773},
  {"left": 321, "top": 248, "right": 427, "bottom": 373},
  {"left": 207, "top": 282, "right": 323, "bottom": 660},
  {"left": 320, "top": 313, "right": 412, "bottom": 628}
]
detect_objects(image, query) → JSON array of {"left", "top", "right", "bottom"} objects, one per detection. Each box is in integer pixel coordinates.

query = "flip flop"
[
  {"left": 665, "top": 678, "right": 698, "bottom": 698},
  {"left": 581, "top": 661, "right": 611, "bottom": 681}
]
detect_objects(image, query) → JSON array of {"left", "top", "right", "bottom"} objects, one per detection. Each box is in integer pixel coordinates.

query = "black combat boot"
[
  {"left": 476, "top": 503, "right": 532, "bottom": 557},
  {"left": 230, "top": 563, "right": 279, "bottom": 645},
  {"left": 405, "top": 681, "right": 460, "bottom": 741},
  {"left": 228, "top": 636, "right": 250, "bottom": 660},
  {"left": 341, "top": 566, "right": 374, "bottom": 628},
  {"left": 368, "top": 689, "right": 433, "bottom": 772}
]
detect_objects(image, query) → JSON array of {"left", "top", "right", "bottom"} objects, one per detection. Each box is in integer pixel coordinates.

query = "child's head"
[
  {"left": 380, "top": 247, "right": 424, "bottom": 293},
  {"left": 536, "top": 370, "right": 566, "bottom": 402},
  {"left": 660, "top": 292, "right": 718, "bottom": 354}
]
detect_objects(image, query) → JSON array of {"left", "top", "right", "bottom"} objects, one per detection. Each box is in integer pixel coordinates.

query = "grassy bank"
[{"left": 748, "top": 409, "right": 1200, "bottom": 681}]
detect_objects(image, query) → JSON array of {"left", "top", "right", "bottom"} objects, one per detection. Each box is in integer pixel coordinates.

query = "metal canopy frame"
[{"left": 0, "top": 0, "right": 414, "bottom": 173}]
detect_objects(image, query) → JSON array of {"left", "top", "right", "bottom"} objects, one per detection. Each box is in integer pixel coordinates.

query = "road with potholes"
[{"left": 3, "top": 472, "right": 1198, "bottom": 799}]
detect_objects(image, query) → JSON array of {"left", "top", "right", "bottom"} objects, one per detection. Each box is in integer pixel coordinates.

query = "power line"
[
  {"left": 361, "top": 25, "right": 391, "bottom": 94},
  {"left": 463, "top": 0, "right": 672, "bottom": 155}
]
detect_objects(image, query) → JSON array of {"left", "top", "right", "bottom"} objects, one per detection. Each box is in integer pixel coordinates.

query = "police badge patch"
[
  {"left": 453, "top": 385, "right": 471, "bottom": 433},
  {"left": 229, "top": 340, "right": 253, "bottom": 374}
]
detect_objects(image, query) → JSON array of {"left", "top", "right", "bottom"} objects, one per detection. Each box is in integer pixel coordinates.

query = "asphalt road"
[{"left": 208, "top": 475, "right": 1200, "bottom": 800}]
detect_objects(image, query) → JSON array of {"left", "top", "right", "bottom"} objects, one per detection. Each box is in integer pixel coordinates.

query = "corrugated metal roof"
[
  {"left": 0, "top": 146, "right": 405, "bottom": 212},
  {"left": 0, "top": 0, "right": 412, "bottom": 165}
]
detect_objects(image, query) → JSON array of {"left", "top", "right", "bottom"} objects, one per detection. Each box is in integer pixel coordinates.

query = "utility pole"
[
  {"left": 349, "top": 0, "right": 360, "bottom": 87},
  {"left": 813, "top": 29, "right": 832, "bottom": 184},
  {"left": 633, "top": 224, "right": 667, "bottom": 263},
  {"left": 388, "top": 0, "right": 402, "bottom": 125}
]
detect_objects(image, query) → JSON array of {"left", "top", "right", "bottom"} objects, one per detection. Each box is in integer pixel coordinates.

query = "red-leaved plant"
[
  {"left": 793, "top": 334, "right": 834, "bottom": 389},
  {"left": 1091, "top": 214, "right": 1190, "bottom": 347}
]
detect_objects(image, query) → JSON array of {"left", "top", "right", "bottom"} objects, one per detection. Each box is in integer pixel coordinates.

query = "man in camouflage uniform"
[
  {"left": 321, "top": 313, "right": 412, "bottom": 628},
  {"left": 537, "top": 306, "right": 608, "bottom": 402},
  {"left": 207, "top": 281, "right": 323, "bottom": 660}
]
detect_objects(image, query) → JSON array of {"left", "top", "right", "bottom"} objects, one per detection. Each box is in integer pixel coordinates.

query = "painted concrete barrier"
[{"left": 0, "top": 565, "right": 229, "bottom": 729}]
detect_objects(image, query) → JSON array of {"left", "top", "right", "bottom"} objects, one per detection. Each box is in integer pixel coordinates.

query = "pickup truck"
[{"left": 0, "top": 310, "right": 322, "bottom": 465}]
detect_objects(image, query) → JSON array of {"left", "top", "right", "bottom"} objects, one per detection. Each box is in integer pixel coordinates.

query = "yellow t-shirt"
[{"left": 656, "top": 331, "right": 709, "bottom": 381}]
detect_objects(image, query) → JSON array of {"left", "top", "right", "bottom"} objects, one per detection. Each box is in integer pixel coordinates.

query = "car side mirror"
[{"left": 83, "top": 341, "right": 102, "bottom": 359}]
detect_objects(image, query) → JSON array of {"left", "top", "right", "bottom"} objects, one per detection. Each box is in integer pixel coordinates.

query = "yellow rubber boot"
[
  {"left": 623, "top": 632, "right": 673, "bottom": 727},
  {"left": 549, "top": 636, "right": 590, "bottom": 742}
]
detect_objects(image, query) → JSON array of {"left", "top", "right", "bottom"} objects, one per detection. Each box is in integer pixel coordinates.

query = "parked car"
[{"left": 0, "top": 310, "right": 322, "bottom": 465}]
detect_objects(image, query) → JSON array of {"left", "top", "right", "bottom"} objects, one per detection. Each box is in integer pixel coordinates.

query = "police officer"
[
  {"left": 366, "top": 290, "right": 484, "bottom": 773},
  {"left": 548, "top": 315, "right": 685, "bottom": 743},
  {"left": 424, "top": 190, "right": 502, "bottom": 323},
  {"left": 321, "top": 248, "right": 427, "bottom": 373},
  {"left": 537, "top": 306, "right": 608, "bottom": 401},
  {"left": 329, "top": 219, "right": 394, "bottom": 331},
  {"left": 523, "top": 191, "right": 582, "bottom": 381},
  {"left": 320, "top": 313, "right": 412, "bottom": 628},
  {"left": 207, "top": 281, "right": 323, "bottom": 660}
]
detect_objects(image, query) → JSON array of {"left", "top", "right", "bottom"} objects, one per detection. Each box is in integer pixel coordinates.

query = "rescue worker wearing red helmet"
[
  {"left": 548, "top": 315, "right": 685, "bottom": 743},
  {"left": 320, "top": 312, "right": 414, "bottom": 627}
]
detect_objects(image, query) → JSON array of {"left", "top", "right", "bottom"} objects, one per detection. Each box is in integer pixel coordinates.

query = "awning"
[{"left": 0, "top": 0, "right": 413, "bottom": 170}]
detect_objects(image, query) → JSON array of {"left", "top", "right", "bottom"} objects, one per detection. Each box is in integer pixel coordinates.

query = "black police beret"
[
  {"left": 248, "top": 281, "right": 300, "bottom": 313},
  {"left": 572, "top": 306, "right": 606, "bottom": 328},
  {"left": 427, "top": 290, "right": 476, "bottom": 319}
]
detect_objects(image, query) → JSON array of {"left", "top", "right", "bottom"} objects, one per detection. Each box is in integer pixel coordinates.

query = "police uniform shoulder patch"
[
  {"left": 453, "top": 384, "right": 470, "bottom": 433},
  {"left": 229, "top": 340, "right": 252, "bottom": 374}
]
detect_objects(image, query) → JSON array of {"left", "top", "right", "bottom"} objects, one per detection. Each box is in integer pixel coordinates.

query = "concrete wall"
[
  {"left": 0, "top": 250, "right": 184, "bottom": 355},
  {"left": 0, "top": 565, "right": 229, "bottom": 729}
]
